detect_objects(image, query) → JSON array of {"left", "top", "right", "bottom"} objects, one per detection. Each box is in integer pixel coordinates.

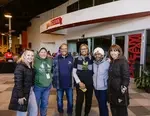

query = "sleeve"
[
  {"left": 52, "top": 59, "right": 56, "bottom": 87},
  {"left": 73, "top": 68, "right": 81, "bottom": 84},
  {"left": 73, "top": 58, "right": 81, "bottom": 84},
  {"left": 121, "top": 59, "right": 130, "bottom": 87},
  {"left": 73, "top": 58, "right": 78, "bottom": 68},
  {"left": 14, "top": 64, "right": 24, "bottom": 98}
]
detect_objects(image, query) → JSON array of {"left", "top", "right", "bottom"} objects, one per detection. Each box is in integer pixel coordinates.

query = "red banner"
[
  {"left": 22, "top": 31, "right": 28, "bottom": 49},
  {"left": 128, "top": 34, "right": 141, "bottom": 78}
]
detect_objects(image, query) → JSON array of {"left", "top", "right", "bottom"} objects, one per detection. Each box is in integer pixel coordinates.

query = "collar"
[{"left": 58, "top": 54, "right": 69, "bottom": 58}]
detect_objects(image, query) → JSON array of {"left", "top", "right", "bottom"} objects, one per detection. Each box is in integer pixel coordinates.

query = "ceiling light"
[{"left": 4, "top": 13, "right": 12, "bottom": 18}]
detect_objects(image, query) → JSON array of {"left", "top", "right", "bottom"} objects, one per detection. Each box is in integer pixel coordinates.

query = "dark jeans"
[
  {"left": 75, "top": 86, "right": 93, "bottom": 116},
  {"left": 33, "top": 85, "right": 51, "bottom": 116},
  {"left": 57, "top": 88, "right": 73, "bottom": 114},
  {"left": 110, "top": 104, "right": 128, "bottom": 116},
  {"left": 95, "top": 90, "right": 108, "bottom": 116}
]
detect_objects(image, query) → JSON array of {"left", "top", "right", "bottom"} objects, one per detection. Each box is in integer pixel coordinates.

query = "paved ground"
[{"left": 0, "top": 74, "right": 150, "bottom": 116}]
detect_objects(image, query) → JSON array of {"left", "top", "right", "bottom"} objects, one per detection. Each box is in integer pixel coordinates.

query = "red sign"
[
  {"left": 46, "top": 17, "right": 62, "bottom": 29},
  {"left": 128, "top": 34, "right": 141, "bottom": 78}
]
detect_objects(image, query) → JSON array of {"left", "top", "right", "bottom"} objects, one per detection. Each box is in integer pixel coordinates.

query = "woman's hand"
[
  {"left": 121, "top": 85, "right": 127, "bottom": 94},
  {"left": 18, "top": 97, "right": 26, "bottom": 105},
  {"left": 79, "top": 82, "right": 86, "bottom": 89}
]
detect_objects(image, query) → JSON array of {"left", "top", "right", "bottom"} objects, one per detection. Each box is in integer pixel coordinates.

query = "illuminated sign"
[{"left": 46, "top": 17, "right": 62, "bottom": 29}]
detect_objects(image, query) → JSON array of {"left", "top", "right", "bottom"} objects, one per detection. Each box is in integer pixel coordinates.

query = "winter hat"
[
  {"left": 38, "top": 47, "right": 47, "bottom": 53},
  {"left": 93, "top": 47, "right": 104, "bottom": 56}
]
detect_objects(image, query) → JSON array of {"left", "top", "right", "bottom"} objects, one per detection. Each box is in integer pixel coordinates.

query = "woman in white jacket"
[{"left": 93, "top": 47, "right": 110, "bottom": 116}]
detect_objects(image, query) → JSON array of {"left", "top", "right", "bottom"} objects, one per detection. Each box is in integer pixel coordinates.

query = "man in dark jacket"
[{"left": 53, "top": 43, "right": 74, "bottom": 116}]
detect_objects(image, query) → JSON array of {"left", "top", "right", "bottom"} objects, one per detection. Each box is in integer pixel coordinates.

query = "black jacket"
[
  {"left": 9, "top": 62, "right": 34, "bottom": 112},
  {"left": 108, "top": 56, "right": 130, "bottom": 106}
]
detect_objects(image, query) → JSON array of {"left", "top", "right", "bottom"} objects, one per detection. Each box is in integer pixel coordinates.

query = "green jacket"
[{"left": 34, "top": 54, "right": 53, "bottom": 87}]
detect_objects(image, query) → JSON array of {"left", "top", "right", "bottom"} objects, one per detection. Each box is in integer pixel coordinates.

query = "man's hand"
[
  {"left": 79, "top": 82, "right": 86, "bottom": 89},
  {"left": 18, "top": 97, "right": 26, "bottom": 105}
]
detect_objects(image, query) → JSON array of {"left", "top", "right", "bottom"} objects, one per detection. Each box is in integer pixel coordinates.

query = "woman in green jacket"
[{"left": 33, "top": 47, "right": 53, "bottom": 116}]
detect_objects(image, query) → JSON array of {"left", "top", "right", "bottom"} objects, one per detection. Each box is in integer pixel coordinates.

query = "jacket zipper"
[{"left": 96, "top": 64, "right": 99, "bottom": 89}]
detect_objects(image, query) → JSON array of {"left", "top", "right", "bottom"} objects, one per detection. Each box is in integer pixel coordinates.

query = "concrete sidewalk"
[{"left": 0, "top": 74, "right": 150, "bottom": 116}]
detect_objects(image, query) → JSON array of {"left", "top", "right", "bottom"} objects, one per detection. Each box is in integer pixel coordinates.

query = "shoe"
[{"left": 59, "top": 113, "right": 63, "bottom": 116}]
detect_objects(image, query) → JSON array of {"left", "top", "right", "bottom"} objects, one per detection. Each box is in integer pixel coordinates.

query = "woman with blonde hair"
[{"left": 9, "top": 49, "right": 38, "bottom": 116}]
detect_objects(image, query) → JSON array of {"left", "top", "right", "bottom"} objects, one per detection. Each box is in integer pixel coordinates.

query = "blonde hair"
[
  {"left": 80, "top": 44, "right": 88, "bottom": 50},
  {"left": 17, "top": 49, "right": 34, "bottom": 68},
  {"left": 60, "top": 43, "right": 68, "bottom": 49},
  {"left": 79, "top": 44, "right": 89, "bottom": 55}
]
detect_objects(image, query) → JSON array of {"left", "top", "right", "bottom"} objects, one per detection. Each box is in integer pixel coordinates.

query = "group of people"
[{"left": 8, "top": 43, "right": 130, "bottom": 116}]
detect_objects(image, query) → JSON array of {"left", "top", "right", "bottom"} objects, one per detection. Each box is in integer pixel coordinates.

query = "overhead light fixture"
[
  {"left": 4, "top": 13, "right": 12, "bottom": 18},
  {"left": 1, "top": 33, "right": 5, "bottom": 36}
]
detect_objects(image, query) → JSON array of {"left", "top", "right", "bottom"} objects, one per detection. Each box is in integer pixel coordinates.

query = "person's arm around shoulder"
[{"left": 52, "top": 57, "right": 57, "bottom": 88}]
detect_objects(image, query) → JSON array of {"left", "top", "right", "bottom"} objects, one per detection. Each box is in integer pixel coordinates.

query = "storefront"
[
  {"left": 66, "top": 30, "right": 146, "bottom": 78},
  {"left": 40, "top": 0, "right": 150, "bottom": 78}
]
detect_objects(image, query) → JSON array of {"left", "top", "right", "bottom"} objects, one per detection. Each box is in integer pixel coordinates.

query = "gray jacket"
[{"left": 93, "top": 58, "right": 110, "bottom": 90}]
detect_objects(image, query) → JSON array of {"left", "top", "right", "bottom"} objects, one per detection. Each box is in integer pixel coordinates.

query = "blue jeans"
[
  {"left": 33, "top": 85, "right": 51, "bottom": 116},
  {"left": 95, "top": 90, "right": 108, "bottom": 116},
  {"left": 57, "top": 88, "right": 73, "bottom": 114},
  {"left": 17, "top": 87, "right": 38, "bottom": 116}
]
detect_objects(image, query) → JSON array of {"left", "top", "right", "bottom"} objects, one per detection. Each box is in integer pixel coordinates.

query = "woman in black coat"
[
  {"left": 108, "top": 44, "right": 130, "bottom": 116},
  {"left": 9, "top": 49, "right": 38, "bottom": 116}
]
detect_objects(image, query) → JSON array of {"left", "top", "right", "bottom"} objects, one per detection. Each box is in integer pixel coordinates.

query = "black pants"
[
  {"left": 75, "top": 86, "right": 93, "bottom": 116},
  {"left": 110, "top": 104, "right": 128, "bottom": 116}
]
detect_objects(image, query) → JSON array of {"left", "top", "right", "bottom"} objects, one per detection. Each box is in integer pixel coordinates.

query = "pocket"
[{"left": 110, "top": 78, "right": 121, "bottom": 91}]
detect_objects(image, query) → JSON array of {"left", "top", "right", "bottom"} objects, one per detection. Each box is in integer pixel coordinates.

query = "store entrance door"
[{"left": 113, "top": 35, "right": 128, "bottom": 58}]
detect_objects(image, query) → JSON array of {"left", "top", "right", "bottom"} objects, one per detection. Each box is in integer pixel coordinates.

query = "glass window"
[
  {"left": 3, "top": 36, "right": 7, "bottom": 45},
  {"left": 95, "top": 0, "right": 113, "bottom": 6},
  {"left": 115, "top": 36, "right": 125, "bottom": 54},
  {"left": 79, "top": 0, "right": 93, "bottom": 10},
  {"left": 67, "top": 2, "right": 79, "bottom": 13},
  {"left": 94, "top": 36, "right": 112, "bottom": 54},
  {"left": 146, "top": 30, "right": 150, "bottom": 69}
]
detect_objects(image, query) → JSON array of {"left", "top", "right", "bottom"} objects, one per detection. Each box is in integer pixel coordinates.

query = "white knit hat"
[{"left": 93, "top": 47, "right": 104, "bottom": 56}]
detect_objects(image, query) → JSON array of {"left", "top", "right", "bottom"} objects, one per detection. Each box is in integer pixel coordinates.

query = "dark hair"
[
  {"left": 38, "top": 47, "right": 47, "bottom": 53},
  {"left": 108, "top": 44, "right": 123, "bottom": 61},
  {"left": 7, "top": 49, "right": 10, "bottom": 52}
]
